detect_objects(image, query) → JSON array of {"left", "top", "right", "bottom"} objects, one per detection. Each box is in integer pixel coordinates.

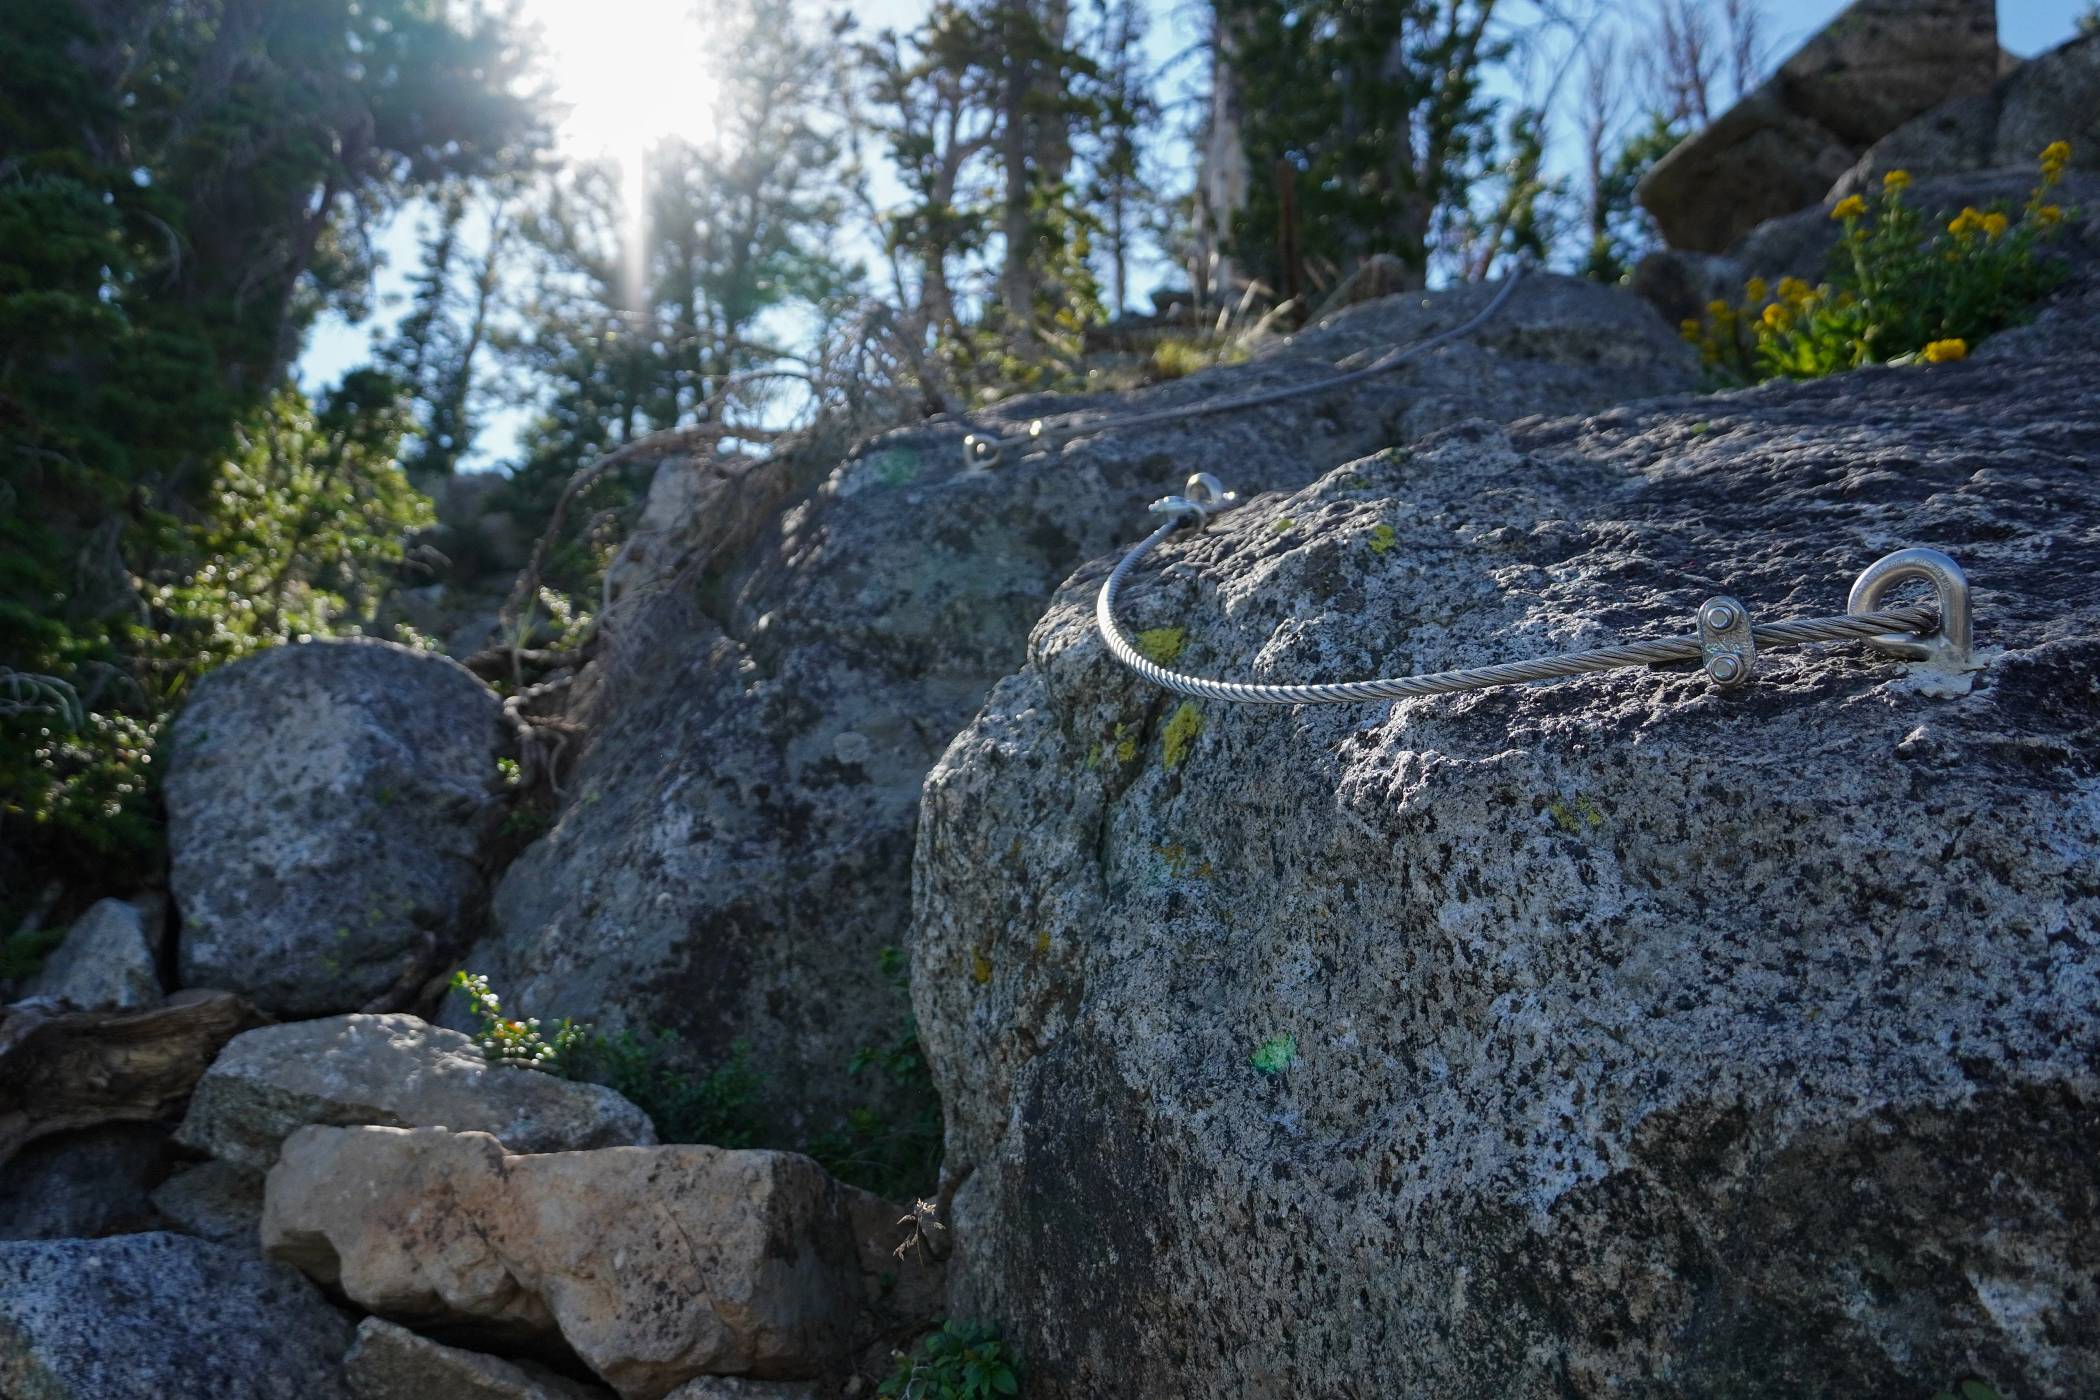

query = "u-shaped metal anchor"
[{"left": 1846, "top": 547, "right": 1973, "bottom": 669}]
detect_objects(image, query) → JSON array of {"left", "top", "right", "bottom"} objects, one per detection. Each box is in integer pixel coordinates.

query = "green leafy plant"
[
  {"left": 1685, "top": 144, "right": 2074, "bottom": 383},
  {"left": 878, "top": 1320, "right": 1020, "bottom": 1399},
  {"left": 0, "top": 925, "right": 65, "bottom": 982},
  {"left": 1932, "top": 1382, "right": 2001, "bottom": 1400},
  {"left": 450, "top": 970, "right": 590, "bottom": 1071},
  {"left": 807, "top": 945, "right": 946, "bottom": 1200},
  {"left": 568, "top": 1030, "right": 765, "bottom": 1149}
]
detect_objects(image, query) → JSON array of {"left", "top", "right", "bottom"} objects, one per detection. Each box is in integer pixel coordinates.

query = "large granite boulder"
[
  {"left": 176, "top": 1013, "right": 655, "bottom": 1171},
  {"left": 24, "top": 896, "right": 163, "bottom": 1009},
  {"left": 263, "top": 1127, "right": 904, "bottom": 1398},
  {"left": 459, "top": 275, "right": 1697, "bottom": 1134},
  {"left": 0, "top": 1231, "right": 353, "bottom": 1399},
  {"left": 910, "top": 300, "right": 2100, "bottom": 1393},
  {"left": 167, "top": 637, "right": 506, "bottom": 1015},
  {"left": 1834, "top": 32, "right": 2100, "bottom": 198},
  {"left": 1638, "top": 0, "right": 2000, "bottom": 251}
]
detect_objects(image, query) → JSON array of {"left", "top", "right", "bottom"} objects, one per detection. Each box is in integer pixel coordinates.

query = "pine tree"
[{"left": 1208, "top": 0, "right": 1507, "bottom": 293}]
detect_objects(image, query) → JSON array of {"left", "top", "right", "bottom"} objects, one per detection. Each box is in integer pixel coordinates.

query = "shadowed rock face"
[
  {"left": 459, "top": 276, "right": 1696, "bottom": 1133},
  {"left": 910, "top": 289, "right": 2100, "bottom": 1395},
  {"left": 1638, "top": 0, "right": 2000, "bottom": 251}
]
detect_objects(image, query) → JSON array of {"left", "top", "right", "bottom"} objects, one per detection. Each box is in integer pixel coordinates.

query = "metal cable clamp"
[{"left": 1097, "top": 474, "right": 1975, "bottom": 706}]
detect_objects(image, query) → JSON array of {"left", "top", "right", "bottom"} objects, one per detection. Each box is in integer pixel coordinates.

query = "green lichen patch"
[
  {"left": 1251, "top": 1034, "right": 1297, "bottom": 1075},
  {"left": 864, "top": 447, "right": 920, "bottom": 487},
  {"left": 1161, "top": 702, "right": 1203, "bottom": 769},
  {"left": 1134, "top": 627, "right": 1187, "bottom": 666},
  {"left": 1546, "top": 793, "right": 1606, "bottom": 833},
  {"left": 1272, "top": 517, "right": 1295, "bottom": 534},
  {"left": 1367, "top": 523, "right": 1397, "bottom": 555},
  {"left": 1113, "top": 722, "right": 1138, "bottom": 765}
]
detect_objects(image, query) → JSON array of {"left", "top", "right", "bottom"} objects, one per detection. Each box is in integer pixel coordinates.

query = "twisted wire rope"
[{"left": 1097, "top": 517, "right": 1940, "bottom": 706}]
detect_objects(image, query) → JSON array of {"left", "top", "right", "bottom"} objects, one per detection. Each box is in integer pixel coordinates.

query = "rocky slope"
[
  {"left": 459, "top": 275, "right": 1698, "bottom": 1131},
  {"left": 911, "top": 287, "right": 2100, "bottom": 1395}
]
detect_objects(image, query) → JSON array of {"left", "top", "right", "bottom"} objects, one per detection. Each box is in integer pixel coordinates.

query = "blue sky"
[{"left": 299, "top": 0, "right": 2090, "bottom": 469}]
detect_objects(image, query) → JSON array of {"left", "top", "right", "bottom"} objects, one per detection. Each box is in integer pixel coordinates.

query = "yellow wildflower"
[
  {"left": 1982, "top": 211, "right": 2009, "bottom": 238},
  {"left": 1947, "top": 206, "right": 1984, "bottom": 239},
  {"left": 1743, "top": 276, "right": 1768, "bottom": 304},
  {"left": 1679, "top": 318, "right": 1701, "bottom": 340},
  {"left": 1761, "top": 302, "right": 1792, "bottom": 331},
  {"left": 2037, "top": 204, "right": 2063, "bottom": 227},
  {"left": 1776, "top": 276, "right": 1813, "bottom": 305},
  {"left": 1831, "top": 194, "right": 1868, "bottom": 220},
  {"left": 2040, "top": 140, "right": 2071, "bottom": 180},
  {"left": 1882, "top": 169, "right": 1911, "bottom": 194},
  {"left": 1922, "top": 338, "right": 1967, "bottom": 364},
  {"left": 1706, "top": 299, "right": 1733, "bottom": 319}
]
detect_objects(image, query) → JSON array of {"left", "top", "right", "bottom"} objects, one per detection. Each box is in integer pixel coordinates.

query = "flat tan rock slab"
[
  {"left": 264, "top": 1127, "right": 868, "bottom": 1399},
  {"left": 177, "top": 1012, "right": 655, "bottom": 1170}
]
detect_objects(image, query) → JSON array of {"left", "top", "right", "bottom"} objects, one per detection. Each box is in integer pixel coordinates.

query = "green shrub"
[
  {"left": 0, "top": 925, "right": 65, "bottom": 982},
  {"left": 805, "top": 945, "right": 945, "bottom": 1200},
  {"left": 878, "top": 1321, "right": 1020, "bottom": 1399},
  {"left": 567, "top": 1030, "right": 765, "bottom": 1149},
  {"left": 448, "top": 963, "right": 942, "bottom": 1197},
  {"left": 1685, "top": 143, "right": 2075, "bottom": 383}
]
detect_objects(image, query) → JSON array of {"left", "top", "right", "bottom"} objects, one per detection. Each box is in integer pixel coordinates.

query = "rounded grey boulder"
[{"left": 166, "top": 637, "right": 505, "bottom": 1015}]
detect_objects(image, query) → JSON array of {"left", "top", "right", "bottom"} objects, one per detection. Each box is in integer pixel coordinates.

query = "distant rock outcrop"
[
  {"left": 459, "top": 275, "right": 1698, "bottom": 1134},
  {"left": 166, "top": 638, "right": 505, "bottom": 1015},
  {"left": 1638, "top": 0, "right": 2000, "bottom": 251},
  {"left": 911, "top": 291, "right": 2100, "bottom": 1394},
  {"left": 1833, "top": 31, "right": 2100, "bottom": 198}
]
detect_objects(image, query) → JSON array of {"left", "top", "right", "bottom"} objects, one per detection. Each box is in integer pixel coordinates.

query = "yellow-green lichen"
[
  {"left": 1113, "top": 722, "right": 1137, "bottom": 765},
  {"left": 1546, "top": 793, "right": 1606, "bottom": 833},
  {"left": 1161, "top": 702, "right": 1203, "bottom": 769},
  {"left": 970, "top": 948, "right": 993, "bottom": 984},
  {"left": 1134, "top": 627, "right": 1187, "bottom": 666},
  {"left": 1367, "top": 523, "right": 1396, "bottom": 555},
  {"left": 1272, "top": 517, "right": 1295, "bottom": 534}
]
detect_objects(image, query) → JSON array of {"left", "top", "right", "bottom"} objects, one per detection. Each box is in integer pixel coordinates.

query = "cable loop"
[{"left": 1096, "top": 480, "right": 1969, "bottom": 706}]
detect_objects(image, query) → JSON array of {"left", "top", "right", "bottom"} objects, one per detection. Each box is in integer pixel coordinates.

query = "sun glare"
[{"left": 527, "top": 0, "right": 718, "bottom": 303}]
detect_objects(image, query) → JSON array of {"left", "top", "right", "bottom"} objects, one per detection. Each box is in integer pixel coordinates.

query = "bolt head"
[
  {"left": 1703, "top": 602, "right": 1738, "bottom": 631},
  {"left": 1707, "top": 653, "right": 1744, "bottom": 684}
]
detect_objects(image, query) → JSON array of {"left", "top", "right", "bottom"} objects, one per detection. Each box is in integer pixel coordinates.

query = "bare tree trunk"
[{"left": 1199, "top": 6, "right": 1252, "bottom": 299}]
